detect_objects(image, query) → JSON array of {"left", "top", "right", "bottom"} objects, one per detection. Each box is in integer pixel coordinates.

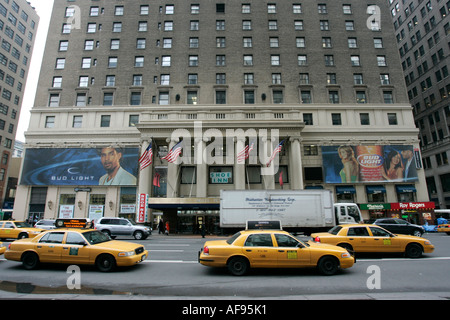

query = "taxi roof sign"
[
  {"left": 246, "top": 220, "right": 282, "bottom": 230},
  {"left": 55, "top": 219, "right": 89, "bottom": 229}
]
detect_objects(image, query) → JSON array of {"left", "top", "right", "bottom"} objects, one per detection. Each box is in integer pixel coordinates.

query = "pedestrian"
[
  {"left": 158, "top": 219, "right": 164, "bottom": 234},
  {"left": 165, "top": 221, "right": 170, "bottom": 235},
  {"left": 200, "top": 224, "right": 206, "bottom": 238}
]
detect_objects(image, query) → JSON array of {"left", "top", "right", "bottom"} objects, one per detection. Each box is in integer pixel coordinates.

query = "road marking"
[
  {"left": 145, "top": 260, "right": 197, "bottom": 264},
  {"left": 359, "top": 257, "right": 450, "bottom": 262},
  {"left": 145, "top": 244, "right": 190, "bottom": 247},
  {"left": 149, "top": 250, "right": 184, "bottom": 252}
]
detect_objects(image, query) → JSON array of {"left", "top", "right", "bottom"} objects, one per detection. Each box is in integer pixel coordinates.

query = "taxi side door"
[
  {"left": 242, "top": 233, "right": 278, "bottom": 267},
  {"left": 368, "top": 226, "right": 401, "bottom": 252},
  {"left": 274, "top": 233, "right": 311, "bottom": 267},
  {"left": 36, "top": 231, "right": 65, "bottom": 263},
  {"left": 0, "top": 221, "right": 18, "bottom": 239},
  {"left": 345, "top": 226, "right": 372, "bottom": 252},
  {"left": 61, "top": 231, "right": 91, "bottom": 264}
]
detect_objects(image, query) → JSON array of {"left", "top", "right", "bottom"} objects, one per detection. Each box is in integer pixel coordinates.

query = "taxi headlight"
[
  {"left": 118, "top": 251, "right": 135, "bottom": 257},
  {"left": 341, "top": 252, "right": 351, "bottom": 259}
]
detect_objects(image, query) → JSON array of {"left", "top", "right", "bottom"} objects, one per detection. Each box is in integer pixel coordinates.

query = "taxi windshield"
[
  {"left": 14, "top": 222, "right": 32, "bottom": 228},
  {"left": 83, "top": 230, "right": 111, "bottom": 244}
]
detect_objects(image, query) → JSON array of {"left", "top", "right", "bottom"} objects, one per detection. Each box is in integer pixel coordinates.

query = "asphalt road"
[{"left": 0, "top": 232, "right": 449, "bottom": 300}]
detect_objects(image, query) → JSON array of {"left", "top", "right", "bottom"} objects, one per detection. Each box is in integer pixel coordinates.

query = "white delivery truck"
[{"left": 220, "top": 189, "right": 363, "bottom": 234}]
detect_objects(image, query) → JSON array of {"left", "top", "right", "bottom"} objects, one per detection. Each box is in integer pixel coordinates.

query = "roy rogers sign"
[{"left": 391, "top": 202, "right": 435, "bottom": 210}]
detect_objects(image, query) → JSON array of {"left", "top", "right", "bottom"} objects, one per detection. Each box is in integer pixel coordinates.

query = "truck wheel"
[
  {"left": 405, "top": 243, "right": 422, "bottom": 258},
  {"left": 318, "top": 256, "right": 339, "bottom": 276},
  {"left": 96, "top": 254, "right": 116, "bottom": 272},
  {"left": 134, "top": 231, "right": 144, "bottom": 240},
  {"left": 227, "top": 256, "right": 249, "bottom": 276},
  {"left": 22, "top": 252, "right": 40, "bottom": 270}
]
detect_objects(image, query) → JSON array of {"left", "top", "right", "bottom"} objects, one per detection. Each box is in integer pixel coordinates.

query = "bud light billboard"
[
  {"left": 321, "top": 145, "right": 419, "bottom": 183},
  {"left": 20, "top": 147, "right": 139, "bottom": 186}
]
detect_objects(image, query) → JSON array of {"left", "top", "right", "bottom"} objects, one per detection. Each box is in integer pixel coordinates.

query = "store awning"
[
  {"left": 147, "top": 197, "right": 220, "bottom": 210},
  {"left": 366, "top": 185, "right": 386, "bottom": 194},
  {"left": 396, "top": 185, "right": 417, "bottom": 193},
  {"left": 336, "top": 186, "right": 356, "bottom": 194}
]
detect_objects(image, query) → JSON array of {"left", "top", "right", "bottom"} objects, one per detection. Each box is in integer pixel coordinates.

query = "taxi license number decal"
[
  {"left": 287, "top": 250, "right": 297, "bottom": 259},
  {"left": 383, "top": 239, "right": 391, "bottom": 245}
]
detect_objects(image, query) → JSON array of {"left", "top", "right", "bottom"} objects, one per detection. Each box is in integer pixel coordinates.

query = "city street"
[{"left": 0, "top": 232, "right": 449, "bottom": 300}]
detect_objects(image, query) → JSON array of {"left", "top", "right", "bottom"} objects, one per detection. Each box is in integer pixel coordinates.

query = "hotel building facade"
[{"left": 14, "top": 0, "right": 434, "bottom": 232}]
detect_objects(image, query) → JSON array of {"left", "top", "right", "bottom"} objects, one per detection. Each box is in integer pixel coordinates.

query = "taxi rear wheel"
[
  {"left": 227, "top": 256, "right": 249, "bottom": 276},
  {"left": 96, "top": 254, "right": 116, "bottom": 272},
  {"left": 317, "top": 256, "right": 339, "bottom": 276},
  {"left": 22, "top": 252, "right": 39, "bottom": 270}
]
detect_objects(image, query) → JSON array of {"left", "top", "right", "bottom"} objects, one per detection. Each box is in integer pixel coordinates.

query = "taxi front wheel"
[
  {"left": 96, "top": 254, "right": 116, "bottom": 272},
  {"left": 317, "top": 256, "right": 339, "bottom": 276}
]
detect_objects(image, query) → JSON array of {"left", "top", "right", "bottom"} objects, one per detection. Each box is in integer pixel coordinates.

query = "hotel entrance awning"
[{"left": 147, "top": 197, "right": 220, "bottom": 210}]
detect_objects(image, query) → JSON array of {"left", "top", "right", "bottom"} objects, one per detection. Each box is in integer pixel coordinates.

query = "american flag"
[
  {"left": 138, "top": 142, "right": 153, "bottom": 170},
  {"left": 162, "top": 141, "right": 183, "bottom": 163},
  {"left": 237, "top": 140, "right": 255, "bottom": 163},
  {"left": 266, "top": 139, "right": 285, "bottom": 167}
]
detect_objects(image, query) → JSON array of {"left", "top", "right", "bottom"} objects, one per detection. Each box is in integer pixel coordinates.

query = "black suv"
[{"left": 373, "top": 218, "right": 424, "bottom": 237}]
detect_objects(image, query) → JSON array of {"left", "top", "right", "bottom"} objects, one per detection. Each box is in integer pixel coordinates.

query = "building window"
[
  {"left": 301, "top": 91, "right": 312, "bottom": 104},
  {"left": 187, "top": 91, "right": 198, "bottom": 104},
  {"left": 129, "top": 115, "right": 139, "bottom": 127},
  {"left": 273, "top": 90, "right": 283, "bottom": 103},
  {"left": 383, "top": 91, "right": 394, "bottom": 104},
  {"left": 360, "top": 113, "right": 370, "bottom": 125},
  {"left": 244, "top": 90, "right": 255, "bottom": 104},
  {"left": 332, "top": 113, "right": 342, "bottom": 125},
  {"left": 130, "top": 92, "right": 142, "bottom": 105},
  {"left": 356, "top": 91, "right": 367, "bottom": 104},
  {"left": 159, "top": 92, "right": 169, "bottom": 105},
  {"left": 303, "top": 113, "right": 313, "bottom": 125},
  {"left": 180, "top": 167, "right": 196, "bottom": 184},
  {"left": 72, "top": 115, "right": 82, "bottom": 128},
  {"left": 103, "top": 93, "right": 113, "bottom": 106},
  {"left": 100, "top": 115, "right": 111, "bottom": 127},
  {"left": 329, "top": 91, "right": 339, "bottom": 104},
  {"left": 216, "top": 90, "right": 226, "bottom": 104},
  {"left": 388, "top": 113, "right": 398, "bottom": 125},
  {"left": 45, "top": 116, "right": 55, "bottom": 128},
  {"left": 76, "top": 93, "right": 87, "bottom": 106},
  {"left": 48, "top": 94, "right": 60, "bottom": 107}
]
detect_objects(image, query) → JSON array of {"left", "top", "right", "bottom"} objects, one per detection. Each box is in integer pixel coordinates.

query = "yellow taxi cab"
[
  {"left": 311, "top": 224, "right": 435, "bottom": 258},
  {"left": 437, "top": 224, "right": 450, "bottom": 235},
  {"left": 0, "top": 242, "right": 6, "bottom": 255},
  {"left": 5, "top": 219, "right": 148, "bottom": 272},
  {"left": 0, "top": 220, "right": 45, "bottom": 239},
  {"left": 198, "top": 228, "right": 354, "bottom": 276}
]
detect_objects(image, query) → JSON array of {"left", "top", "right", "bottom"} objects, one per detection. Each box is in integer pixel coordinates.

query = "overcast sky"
[{"left": 16, "top": 0, "right": 54, "bottom": 141}]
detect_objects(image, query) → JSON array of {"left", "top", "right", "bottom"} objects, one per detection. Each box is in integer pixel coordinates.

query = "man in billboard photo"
[
  {"left": 99, "top": 146, "right": 137, "bottom": 185},
  {"left": 401, "top": 147, "right": 418, "bottom": 182}
]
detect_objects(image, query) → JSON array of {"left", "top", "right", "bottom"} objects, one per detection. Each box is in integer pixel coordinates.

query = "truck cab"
[{"left": 334, "top": 203, "right": 363, "bottom": 224}]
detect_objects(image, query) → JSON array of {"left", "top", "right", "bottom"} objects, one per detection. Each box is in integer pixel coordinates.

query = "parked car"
[
  {"left": 373, "top": 218, "right": 424, "bottom": 237},
  {"left": 34, "top": 219, "right": 56, "bottom": 230},
  {"left": 95, "top": 217, "right": 151, "bottom": 240}
]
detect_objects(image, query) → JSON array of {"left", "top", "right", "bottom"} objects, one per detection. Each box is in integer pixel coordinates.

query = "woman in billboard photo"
[
  {"left": 338, "top": 146, "right": 359, "bottom": 183},
  {"left": 380, "top": 149, "right": 404, "bottom": 181}
]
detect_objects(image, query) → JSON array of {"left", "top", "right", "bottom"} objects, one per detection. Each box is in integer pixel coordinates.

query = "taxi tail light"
[
  {"left": 203, "top": 246, "right": 209, "bottom": 255},
  {"left": 314, "top": 236, "right": 320, "bottom": 242}
]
